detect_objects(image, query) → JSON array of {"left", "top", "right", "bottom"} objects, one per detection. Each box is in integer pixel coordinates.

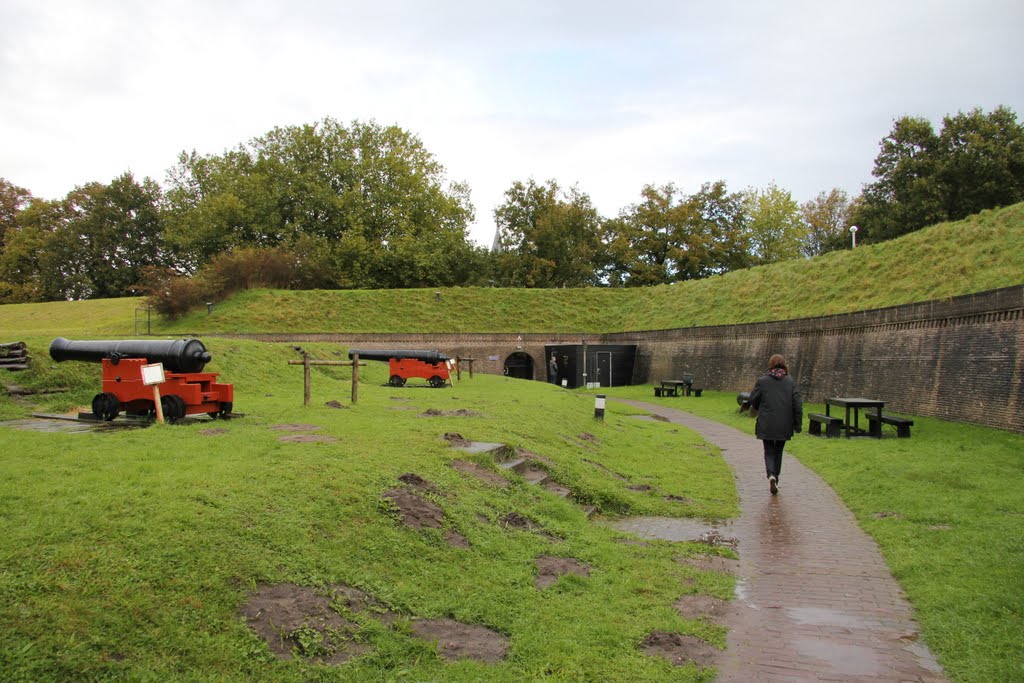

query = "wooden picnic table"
[{"left": 825, "top": 397, "right": 885, "bottom": 438}]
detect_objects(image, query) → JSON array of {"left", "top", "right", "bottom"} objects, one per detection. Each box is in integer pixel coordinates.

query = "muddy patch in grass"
[
  {"left": 640, "top": 630, "right": 717, "bottom": 668},
  {"left": 420, "top": 408, "right": 481, "bottom": 417},
  {"left": 627, "top": 484, "right": 653, "bottom": 492},
  {"left": 278, "top": 434, "right": 338, "bottom": 443},
  {"left": 500, "top": 512, "right": 561, "bottom": 542},
  {"left": 409, "top": 618, "right": 509, "bottom": 663},
  {"left": 199, "top": 427, "right": 228, "bottom": 436},
  {"left": 450, "top": 460, "right": 509, "bottom": 488},
  {"left": 674, "top": 593, "right": 730, "bottom": 620},
  {"left": 398, "top": 473, "right": 442, "bottom": 496},
  {"left": 382, "top": 488, "right": 445, "bottom": 530},
  {"left": 535, "top": 555, "right": 590, "bottom": 589},
  {"left": 324, "top": 400, "right": 348, "bottom": 409},
  {"left": 442, "top": 432, "right": 472, "bottom": 447},
  {"left": 240, "top": 583, "right": 370, "bottom": 664}
]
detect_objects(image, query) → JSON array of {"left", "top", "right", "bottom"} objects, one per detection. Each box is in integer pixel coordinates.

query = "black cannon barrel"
[
  {"left": 347, "top": 348, "right": 449, "bottom": 364},
  {"left": 49, "top": 337, "right": 213, "bottom": 374}
]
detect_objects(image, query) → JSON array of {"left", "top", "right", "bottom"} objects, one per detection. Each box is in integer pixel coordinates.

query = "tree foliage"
[
  {"left": 163, "top": 118, "right": 476, "bottom": 288},
  {"left": 603, "top": 181, "right": 749, "bottom": 286},
  {"left": 800, "top": 188, "right": 853, "bottom": 256},
  {"left": 494, "top": 179, "right": 603, "bottom": 287},
  {"left": 855, "top": 106, "right": 1024, "bottom": 242},
  {"left": 743, "top": 181, "right": 805, "bottom": 265}
]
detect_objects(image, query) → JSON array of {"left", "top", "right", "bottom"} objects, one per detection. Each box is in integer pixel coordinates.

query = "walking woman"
[{"left": 749, "top": 354, "right": 803, "bottom": 495}]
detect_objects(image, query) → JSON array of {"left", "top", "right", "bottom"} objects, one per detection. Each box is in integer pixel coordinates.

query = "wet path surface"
[{"left": 615, "top": 399, "right": 947, "bottom": 683}]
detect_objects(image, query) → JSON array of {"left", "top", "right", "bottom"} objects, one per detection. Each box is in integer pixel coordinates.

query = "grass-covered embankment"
[
  {"left": 603, "top": 386, "right": 1024, "bottom": 683},
  {"left": 2, "top": 202, "right": 1021, "bottom": 339}
]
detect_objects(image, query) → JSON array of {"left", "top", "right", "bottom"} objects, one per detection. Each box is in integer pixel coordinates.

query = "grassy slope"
[
  {"left": 148, "top": 202, "right": 1021, "bottom": 335},
  {"left": 0, "top": 339, "right": 737, "bottom": 682}
]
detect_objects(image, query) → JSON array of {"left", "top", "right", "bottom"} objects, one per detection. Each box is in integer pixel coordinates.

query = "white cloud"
[{"left": 2, "top": 0, "right": 1023, "bottom": 246}]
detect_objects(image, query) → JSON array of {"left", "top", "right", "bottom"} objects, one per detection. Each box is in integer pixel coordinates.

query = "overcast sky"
[{"left": 3, "top": 1, "right": 1022, "bottom": 246}]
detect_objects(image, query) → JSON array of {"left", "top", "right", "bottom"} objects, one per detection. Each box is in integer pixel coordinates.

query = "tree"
[
  {"left": 606, "top": 181, "right": 749, "bottom": 286},
  {"left": 938, "top": 106, "right": 1024, "bottom": 220},
  {"left": 853, "top": 106, "right": 1024, "bottom": 242},
  {"left": 800, "top": 188, "right": 853, "bottom": 256},
  {"left": 0, "top": 178, "right": 32, "bottom": 251},
  {"left": 743, "top": 182, "right": 805, "bottom": 265},
  {"left": 494, "top": 179, "right": 603, "bottom": 288},
  {"left": 163, "top": 118, "right": 475, "bottom": 288}
]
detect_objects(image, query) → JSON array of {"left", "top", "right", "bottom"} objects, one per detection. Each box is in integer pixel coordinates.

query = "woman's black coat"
[{"left": 750, "top": 372, "right": 803, "bottom": 441}]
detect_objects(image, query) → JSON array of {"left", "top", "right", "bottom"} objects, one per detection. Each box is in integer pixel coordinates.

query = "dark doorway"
[
  {"left": 503, "top": 352, "right": 534, "bottom": 380},
  {"left": 596, "top": 352, "right": 612, "bottom": 386}
]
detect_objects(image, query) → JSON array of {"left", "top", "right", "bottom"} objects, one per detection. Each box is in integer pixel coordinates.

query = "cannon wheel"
[
  {"left": 160, "top": 395, "right": 186, "bottom": 423},
  {"left": 429, "top": 375, "right": 446, "bottom": 388},
  {"left": 388, "top": 375, "right": 406, "bottom": 387},
  {"left": 91, "top": 392, "right": 120, "bottom": 421},
  {"left": 208, "top": 402, "right": 233, "bottom": 419}
]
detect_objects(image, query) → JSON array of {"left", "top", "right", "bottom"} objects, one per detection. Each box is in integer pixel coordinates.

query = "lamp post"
[{"left": 850, "top": 225, "right": 859, "bottom": 248}]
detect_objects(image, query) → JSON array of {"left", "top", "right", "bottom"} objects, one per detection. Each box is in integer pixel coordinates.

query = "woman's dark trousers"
[{"left": 763, "top": 439, "right": 786, "bottom": 480}]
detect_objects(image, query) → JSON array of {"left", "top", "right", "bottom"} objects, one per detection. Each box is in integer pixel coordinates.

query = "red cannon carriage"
[
  {"left": 49, "top": 337, "right": 234, "bottom": 422},
  {"left": 347, "top": 348, "right": 453, "bottom": 388}
]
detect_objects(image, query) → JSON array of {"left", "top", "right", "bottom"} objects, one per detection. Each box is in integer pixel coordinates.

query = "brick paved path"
[{"left": 616, "top": 400, "right": 947, "bottom": 683}]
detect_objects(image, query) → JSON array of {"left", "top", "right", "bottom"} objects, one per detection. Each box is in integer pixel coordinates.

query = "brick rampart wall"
[{"left": 221, "top": 285, "right": 1024, "bottom": 432}]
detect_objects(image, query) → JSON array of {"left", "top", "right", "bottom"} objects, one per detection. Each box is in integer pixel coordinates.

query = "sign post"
[{"left": 141, "top": 362, "right": 166, "bottom": 424}]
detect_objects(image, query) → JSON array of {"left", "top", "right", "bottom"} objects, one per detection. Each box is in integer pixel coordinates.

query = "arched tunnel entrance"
[{"left": 503, "top": 352, "right": 534, "bottom": 380}]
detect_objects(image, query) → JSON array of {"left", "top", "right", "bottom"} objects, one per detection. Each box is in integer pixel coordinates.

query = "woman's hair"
[{"left": 768, "top": 354, "right": 788, "bottom": 371}]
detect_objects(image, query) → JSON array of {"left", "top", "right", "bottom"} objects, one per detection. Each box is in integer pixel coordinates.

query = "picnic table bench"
[
  {"left": 808, "top": 412, "right": 843, "bottom": 438},
  {"left": 867, "top": 413, "right": 914, "bottom": 438}
]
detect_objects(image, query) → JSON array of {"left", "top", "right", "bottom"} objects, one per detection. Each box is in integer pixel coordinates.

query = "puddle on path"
[
  {"left": 787, "top": 606, "right": 870, "bottom": 629},
  {"left": 0, "top": 417, "right": 128, "bottom": 434},
  {"left": 609, "top": 516, "right": 735, "bottom": 543},
  {"left": 794, "top": 637, "right": 883, "bottom": 677}
]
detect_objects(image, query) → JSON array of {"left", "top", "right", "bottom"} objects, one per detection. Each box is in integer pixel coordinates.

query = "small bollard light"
[
  {"left": 561, "top": 379, "right": 568, "bottom": 388},
  {"left": 435, "top": 290, "right": 441, "bottom": 302},
  {"left": 594, "top": 394, "right": 606, "bottom": 420},
  {"left": 206, "top": 302, "right": 214, "bottom": 314}
]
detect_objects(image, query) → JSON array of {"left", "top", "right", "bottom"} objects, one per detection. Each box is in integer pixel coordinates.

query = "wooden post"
[
  {"left": 455, "top": 356, "right": 462, "bottom": 381},
  {"left": 152, "top": 385, "right": 165, "bottom": 424},
  {"left": 351, "top": 353, "right": 359, "bottom": 404},
  {"left": 287, "top": 356, "right": 365, "bottom": 407},
  {"left": 303, "top": 352, "right": 312, "bottom": 406}
]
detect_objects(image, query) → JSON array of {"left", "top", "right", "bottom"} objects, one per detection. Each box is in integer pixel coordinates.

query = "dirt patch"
[
  {"left": 327, "top": 584, "right": 400, "bottom": 625},
  {"left": 199, "top": 427, "right": 229, "bottom": 436},
  {"left": 627, "top": 484, "right": 653, "bottom": 492},
  {"left": 382, "top": 488, "right": 445, "bottom": 529},
  {"left": 420, "top": 408, "right": 481, "bottom": 417},
  {"left": 450, "top": 460, "right": 509, "bottom": 488},
  {"left": 679, "top": 554, "right": 739, "bottom": 574},
  {"left": 443, "top": 432, "right": 472, "bottom": 447},
  {"left": 409, "top": 618, "right": 509, "bottom": 663},
  {"left": 578, "top": 432, "right": 599, "bottom": 444},
  {"left": 324, "top": 400, "right": 348, "bottom": 409},
  {"left": 499, "top": 512, "right": 561, "bottom": 542},
  {"left": 270, "top": 423, "right": 321, "bottom": 432},
  {"left": 398, "top": 473, "right": 442, "bottom": 496},
  {"left": 873, "top": 511, "right": 903, "bottom": 519},
  {"left": 240, "top": 583, "right": 369, "bottom": 664},
  {"left": 927, "top": 524, "right": 953, "bottom": 531},
  {"left": 640, "top": 630, "right": 717, "bottom": 668},
  {"left": 535, "top": 555, "right": 591, "bottom": 589},
  {"left": 674, "top": 593, "right": 730, "bottom": 620},
  {"left": 444, "top": 530, "right": 470, "bottom": 548},
  {"left": 278, "top": 434, "right": 338, "bottom": 443},
  {"left": 663, "top": 494, "right": 692, "bottom": 503}
]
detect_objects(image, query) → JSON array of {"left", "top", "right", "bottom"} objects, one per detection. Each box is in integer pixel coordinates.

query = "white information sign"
[{"left": 141, "top": 362, "right": 166, "bottom": 386}]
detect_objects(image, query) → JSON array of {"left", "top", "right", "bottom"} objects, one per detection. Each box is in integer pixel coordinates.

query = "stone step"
[{"left": 497, "top": 457, "right": 531, "bottom": 475}]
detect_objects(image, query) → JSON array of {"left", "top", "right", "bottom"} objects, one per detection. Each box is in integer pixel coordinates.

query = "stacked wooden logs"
[{"left": 1, "top": 341, "right": 30, "bottom": 371}]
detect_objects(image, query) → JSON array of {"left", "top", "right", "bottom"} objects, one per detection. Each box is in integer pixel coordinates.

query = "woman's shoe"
[{"left": 769, "top": 476, "right": 778, "bottom": 495}]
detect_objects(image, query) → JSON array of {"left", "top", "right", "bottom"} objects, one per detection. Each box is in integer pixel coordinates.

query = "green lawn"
[{"left": 0, "top": 339, "right": 738, "bottom": 682}]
